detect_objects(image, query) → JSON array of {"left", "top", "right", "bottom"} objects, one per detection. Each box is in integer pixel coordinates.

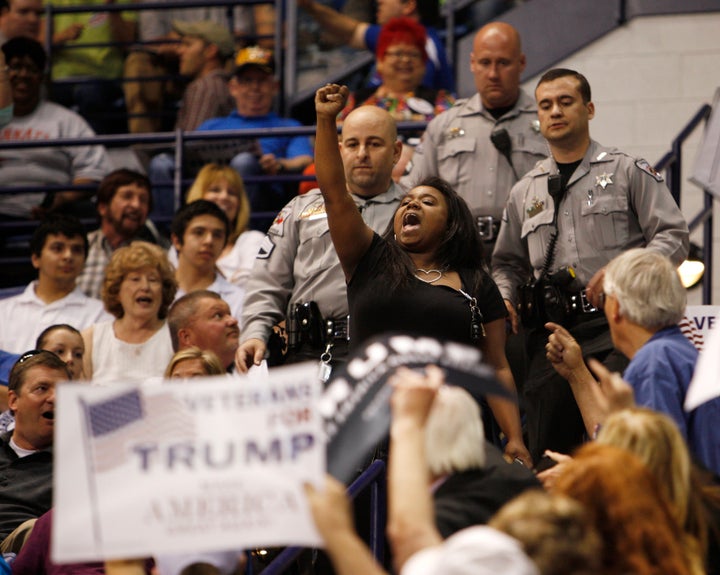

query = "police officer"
[
  {"left": 492, "top": 68, "right": 689, "bottom": 464},
  {"left": 402, "top": 21, "right": 548, "bottom": 252},
  {"left": 236, "top": 105, "right": 404, "bottom": 376}
]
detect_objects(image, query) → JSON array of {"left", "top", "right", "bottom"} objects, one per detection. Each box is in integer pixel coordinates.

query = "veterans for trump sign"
[{"left": 53, "top": 363, "right": 324, "bottom": 563}]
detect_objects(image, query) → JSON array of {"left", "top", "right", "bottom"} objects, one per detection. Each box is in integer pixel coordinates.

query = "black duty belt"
[
  {"left": 476, "top": 215, "right": 501, "bottom": 242},
  {"left": 325, "top": 316, "right": 350, "bottom": 342},
  {"left": 288, "top": 301, "right": 350, "bottom": 350},
  {"left": 567, "top": 289, "right": 600, "bottom": 314}
]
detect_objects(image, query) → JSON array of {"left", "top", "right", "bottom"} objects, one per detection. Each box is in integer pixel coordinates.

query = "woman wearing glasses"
[{"left": 336, "top": 18, "right": 454, "bottom": 180}]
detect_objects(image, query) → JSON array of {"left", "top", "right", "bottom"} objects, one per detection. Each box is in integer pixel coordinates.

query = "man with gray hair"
[{"left": 546, "top": 248, "right": 719, "bottom": 474}]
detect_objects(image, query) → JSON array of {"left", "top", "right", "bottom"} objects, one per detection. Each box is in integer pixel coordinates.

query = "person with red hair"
[
  {"left": 338, "top": 18, "right": 453, "bottom": 124},
  {"left": 552, "top": 442, "right": 702, "bottom": 575},
  {"left": 334, "top": 18, "right": 454, "bottom": 180}
]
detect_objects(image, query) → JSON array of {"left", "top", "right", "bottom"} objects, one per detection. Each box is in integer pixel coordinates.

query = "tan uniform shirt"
[
  {"left": 492, "top": 140, "right": 689, "bottom": 305},
  {"left": 401, "top": 91, "right": 549, "bottom": 221},
  {"left": 241, "top": 183, "right": 405, "bottom": 343}
]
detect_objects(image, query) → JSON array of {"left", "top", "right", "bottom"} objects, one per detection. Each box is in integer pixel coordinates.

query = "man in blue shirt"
[
  {"left": 545, "top": 248, "right": 719, "bottom": 474},
  {"left": 197, "top": 46, "right": 313, "bottom": 221},
  {"left": 149, "top": 46, "right": 314, "bottom": 230}
]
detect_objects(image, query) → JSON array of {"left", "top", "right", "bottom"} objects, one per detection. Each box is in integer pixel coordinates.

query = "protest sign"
[
  {"left": 322, "top": 333, "right": 511, "bottom": 483},
  {"left": 53, "top": 363, "right": 323, "bottom": 563},
  {"left": 684, "top": 306, "right": 720, "bottom": 411}
]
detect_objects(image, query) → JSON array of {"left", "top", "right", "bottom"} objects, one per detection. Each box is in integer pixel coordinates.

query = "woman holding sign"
[{"left": 313, "top": 84, "right": 531, "bottom": 467}]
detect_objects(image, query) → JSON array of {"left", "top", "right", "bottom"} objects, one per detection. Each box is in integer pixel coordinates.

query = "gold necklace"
[{"left": 415, "top": 268, "right": 445, "bottom": 284}]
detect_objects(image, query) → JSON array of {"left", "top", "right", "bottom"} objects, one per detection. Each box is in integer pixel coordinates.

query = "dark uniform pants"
[{"left": 523, "top": 315, "right": 628, "bottom": 464}]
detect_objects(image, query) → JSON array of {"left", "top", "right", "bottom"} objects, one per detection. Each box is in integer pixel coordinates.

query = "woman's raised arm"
[{"left": 314, "top": 84, "right": 375, "bottom": 279}]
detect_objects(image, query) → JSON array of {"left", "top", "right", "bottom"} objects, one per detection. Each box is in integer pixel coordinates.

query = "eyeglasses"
[
  {"left": 7, "top": 62, "right": 42, "bottom": 75},
  {"left": 384, "top": 50, "right": 423, "bottom": 61}
]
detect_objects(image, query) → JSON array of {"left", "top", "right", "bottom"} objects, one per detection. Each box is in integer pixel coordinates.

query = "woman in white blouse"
[{"left": 82, "top": 241, "right": 178, "bottom": 385}]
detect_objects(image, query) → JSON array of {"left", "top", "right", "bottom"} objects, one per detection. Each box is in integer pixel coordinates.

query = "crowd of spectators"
[{"left": 0, "top": 3, "right": 718, "bottom": 575}]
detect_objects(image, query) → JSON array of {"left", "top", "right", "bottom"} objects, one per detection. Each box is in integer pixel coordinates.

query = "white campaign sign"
[
  {"left": 684, "top": 306, "right": 720, "bottom": 411},
  {"left": 52, "top": 363, "right": 324, "bottom": 563}
]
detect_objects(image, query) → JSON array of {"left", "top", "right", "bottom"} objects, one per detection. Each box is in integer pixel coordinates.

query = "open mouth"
[
  {"left": 42, "top": 411, "right": 54, "bottom": 420},
  {"left": 123, "top": 211, "right": 142, "bottom": 222},
  {"left": 136, "top": 296, "right": 153, "bottom": 304},
  {"left": 402, "top": 212, "right": 421, "bottom": 231}
]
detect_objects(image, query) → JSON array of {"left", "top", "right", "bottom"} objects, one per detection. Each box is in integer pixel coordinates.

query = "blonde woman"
[
  {"left": 82, "top": 242, "right": 178, "bottom": 385},
  {"left": 173, "top": 164, "right": 264, "bottom": 288},
  {"left": 598, "top": 408, "right": 719, "bottom": 575},
  {"left": 164, "top": 347, "right": 225, "bottom": 379}
]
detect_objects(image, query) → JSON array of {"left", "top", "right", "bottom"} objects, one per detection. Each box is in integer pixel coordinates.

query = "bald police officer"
[
  {"left": 492, "top": 68, "right": 689, "bottom": 463},
  {"left": 236, "top": 105, "right": 403, "bottom": 375},
  {"left": 402, "top": 22, "right": 548, "bottom": 251}
]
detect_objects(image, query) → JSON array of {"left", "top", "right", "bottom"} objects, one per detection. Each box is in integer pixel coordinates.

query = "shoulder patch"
[
  {"left": 635, "top": 159, "right": 664, "bottom": 182},
  {"left": 268, "top": 206, "right": 292, "bottom": 236},
  {"left": 256, "top": 235, "right": 275, "bottom": 259}
]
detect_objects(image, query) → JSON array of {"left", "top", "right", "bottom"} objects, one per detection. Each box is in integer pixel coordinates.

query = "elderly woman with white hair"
[
  {"left": 425, "top": 384, "right": 539, "bottom": 537},
  {"left": 545, "top": 248, "right": 720, "bottom": 474}
]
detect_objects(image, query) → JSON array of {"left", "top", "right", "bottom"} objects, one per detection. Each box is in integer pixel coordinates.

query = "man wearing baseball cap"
[
  {"left": 147, "top": 20, "right": 236, "bottom": 222},
  {"left": 195, "top": 46, "right": 314, "bottom": 226},
  {"left": 172, "top": 21, "right": 235, "bottom": 132}
]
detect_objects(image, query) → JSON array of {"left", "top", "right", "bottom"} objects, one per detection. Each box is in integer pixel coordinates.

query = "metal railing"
[
  {"left": 0, "top": 121, "right": 428, "bottom": 206},
  {"left": 656, "top": 103, "right": 714, "bottom": 304},
  {"left": 258, "top": 459, "right": 387, "bottom": 575}
]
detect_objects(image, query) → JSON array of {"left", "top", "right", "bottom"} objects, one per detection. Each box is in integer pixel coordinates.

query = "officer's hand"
[
  {"left": 503, "top": 299, "right": 518, "bottom": 335},
  {"left": 235, "top": 338, "right": 267, "bottom": 373},
  {"left": 315, "top": 83, "right": 349, "bottom": 119},
  {"left": 586, "top": 266, "right": 606, "bottom": 309},
  {"left": 544, "top": 322, "right": 584, "bottom": 379}
]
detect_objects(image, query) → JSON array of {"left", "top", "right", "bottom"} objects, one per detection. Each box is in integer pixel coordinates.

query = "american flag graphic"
[
  {"left": 84, "top": 389, "right": 194, "bottom": 473},
  {"left": 679, "top": 316, "right": 705, "bottom": 351}
]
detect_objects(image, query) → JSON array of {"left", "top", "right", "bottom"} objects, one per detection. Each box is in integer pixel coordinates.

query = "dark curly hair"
[{"left": 380, "top": 176, "right": 486, "bottom": 291}]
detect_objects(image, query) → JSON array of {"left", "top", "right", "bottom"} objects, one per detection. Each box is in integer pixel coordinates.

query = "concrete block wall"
[{"left": 521, "top": 12, "right": 720, "bottom": 304}]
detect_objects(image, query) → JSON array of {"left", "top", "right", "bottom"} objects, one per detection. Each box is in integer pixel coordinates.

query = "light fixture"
[{"left": 678, "top": 242, "right": 705, "bottom": 289}]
